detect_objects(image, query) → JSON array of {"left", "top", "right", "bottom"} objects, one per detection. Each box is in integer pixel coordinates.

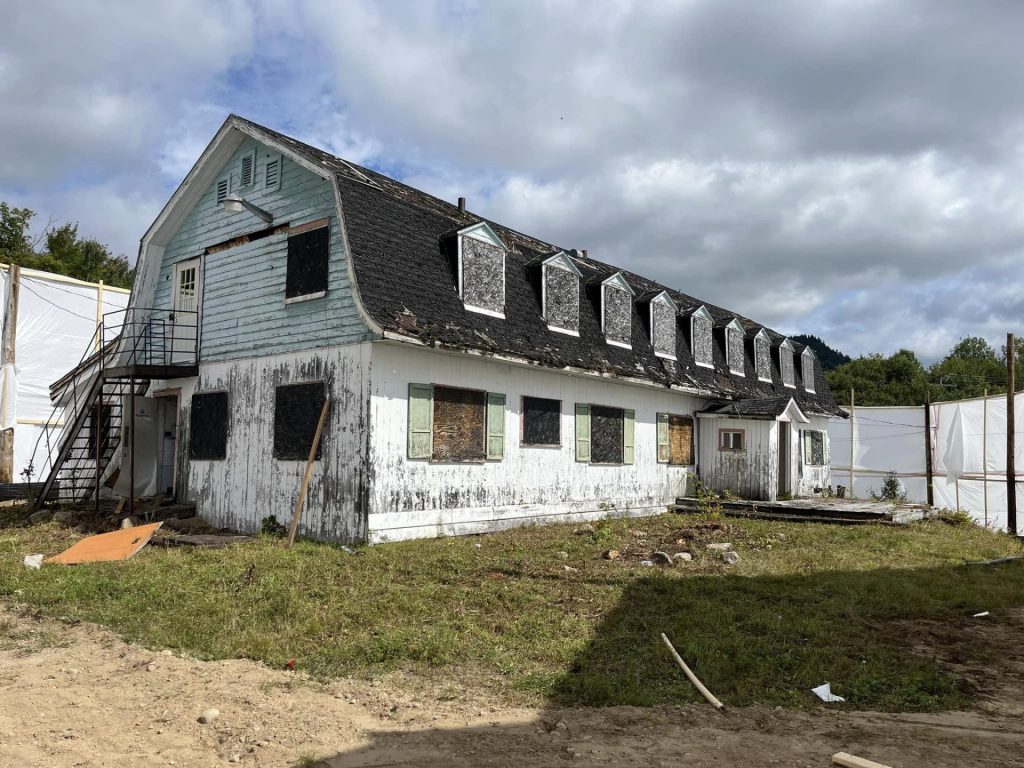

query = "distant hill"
[{"left": 791, "top": 334, "right": 851, "bottom": 371}]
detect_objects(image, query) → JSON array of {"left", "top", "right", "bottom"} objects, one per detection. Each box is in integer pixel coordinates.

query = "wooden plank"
[
  {"left": 0, "top": 264, "right": 18, "bottom": 483},
  {"left": 832, "top": 752, "right": 893, "bottom": 768},
  {"left": 287, "top": 398, "right": 331, "bottom": 548}
]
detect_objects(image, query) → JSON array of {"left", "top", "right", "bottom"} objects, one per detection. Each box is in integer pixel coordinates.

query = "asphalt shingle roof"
[{"left": 233, "top": 116, "right": 842, "bottom": 417}]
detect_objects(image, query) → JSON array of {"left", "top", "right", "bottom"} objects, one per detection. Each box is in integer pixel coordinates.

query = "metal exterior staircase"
[{"left": 27, "top": 308, "right": 198, "bottom": 510}]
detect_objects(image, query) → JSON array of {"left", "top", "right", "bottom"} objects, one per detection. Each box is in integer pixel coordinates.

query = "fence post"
[
  {"left": 983, "top": 388, "right": 989, "bottom": 527},
  {"left": 924, "top": 390, "right": 934, "bottom": 507},
  {"left": 1008, "top": 333, "right": 1017, "bottom": 535},
  {"left": 849, "top": 388, "right": 856, "bottom": 498}
]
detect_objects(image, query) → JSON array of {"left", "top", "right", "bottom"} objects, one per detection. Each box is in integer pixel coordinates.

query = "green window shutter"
[
  {"left": 801, "top": 430, "right": 810, "bottom": 465},
  {"left": 656, "top": 412, "right": 669, "bottom": 463},
  {"left": 486, "top": 392, "right": 506, "bottom": 460},
  {"left": 407, "top": 383, "right": 433, "bottom": 459},
  {"left": 623, "top": 409, "right": 635, "bottom": 465},
  {"left": 575, "top": 404, "right": 591, "bottom": 462}
]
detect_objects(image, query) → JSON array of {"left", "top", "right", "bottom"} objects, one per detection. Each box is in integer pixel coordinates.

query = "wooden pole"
[
  {"left": 95, "top": 280, "right": 104, "bottom": 353},
  {"left": 983, "top": 388, "right": 989, "bottom": 527},
  {"left": 924, "top": 389, "right": 934, "bottom": 507},
  {"left": 287, "top": 398, "right": 331, "bottom": 548},
  {"left": 129, "top": 384, "right": 135, "bottom": 519},
  {"left": 660, "top": 633, "right": 725, "bottom": 711},
  {"left": 1008, "top": 333, "right": 1017, "bottom": 535},
  {"left": 0, "top": 265, "right": 20, "bottom": 484},
  {"left": 849, "top": 388, "right": 856, "bottom": 498}
]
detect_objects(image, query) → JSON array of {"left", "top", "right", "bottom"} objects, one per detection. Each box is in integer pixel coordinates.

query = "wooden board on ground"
[
  {"left": 155, "top": 534, "right": 256, "bottom": 549},
  {"left": 46, "top": 522, "right": 162, "bottom": 564}
]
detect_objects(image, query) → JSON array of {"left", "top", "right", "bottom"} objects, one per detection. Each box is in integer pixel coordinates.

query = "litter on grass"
[
  {"left": 974, "top": 611, "right": 990, "bottom": 617},
  {"left": 46, "top": 522, "right": 162, "bottom": 565},
  {"left": 22, "top": 554, "right": 43, "bottom": 569},
  {"left": 812, "top": 683, "right": 845, "bottom": 703}
]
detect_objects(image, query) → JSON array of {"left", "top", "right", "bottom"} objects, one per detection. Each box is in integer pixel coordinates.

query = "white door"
[{"left": 172, "top": 258, "right": 201, "bottom": 363}]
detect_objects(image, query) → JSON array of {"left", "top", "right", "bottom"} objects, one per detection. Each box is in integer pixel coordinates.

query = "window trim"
[
  {"left": 456, "top": 221, "right": 508, "bottom": 319},
  {"left": 650, "top": 291, "right": 678, "bottom": 361},
  {"left": 541, "top": 252, "right": 582, "bottom": 335},
  {"left": 520, "top": 395, "right": 562, "bottom": 448},
  {"left": 803, "top": 428, "right": 828, "bottom": 466},
  {"left": 724, "top": 318, "right": 746, "bottom": 376},
  {"left": 719, "top": 428, "right": 745, "bottom": 452},
  {"left": 754, "top": 329, "right": 772, "bottom": 383},
  {"left": 691, "top": 305, "right": 714, "bottom": 369}
]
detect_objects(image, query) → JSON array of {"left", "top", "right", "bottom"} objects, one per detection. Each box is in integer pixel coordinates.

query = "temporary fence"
[{"left": 827, "top": 393, "right": 1024, "bottom": 534}]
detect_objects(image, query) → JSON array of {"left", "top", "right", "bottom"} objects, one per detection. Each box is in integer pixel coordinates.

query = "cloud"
[{"left": 2, "top": 0, "right": 1023, "bottom": 359}]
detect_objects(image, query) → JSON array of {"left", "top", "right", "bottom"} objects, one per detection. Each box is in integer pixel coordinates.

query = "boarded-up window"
[
  {"left": 802, "top": 352, "right": 816, "bottom": 393},
  {"left": 719, "top": 429, "right": 744, "bottom": 451},
  {"left": 651, "top": 298, "right": 676, "bottom": 358},
  {"left": 591, "top": 405, "right": 625, "bottom": 464},
  {"left": 692, "top": 313, "right": 713, "bottom": 366},
  {"left": 727, "top": 327, "right": 745, "bottom": 374},
  {"left": 522, "top": 396, "right": 560, "bottom": 446},
  {"left": 755, "top": 334, "right": 772, "bottom": 381},
  {"left": 545, "top": 264, "right": 579, "bottom": 333},
  {"left": 604, "top": 286, "right": 632, "bottom": 346},
  {"left": 781, "top": 347, "right": 795, "bottom": 387},
  {"left": 462, "top": 237, "right": 505, "bottom": 314},
  {"left": 803, "top": 430, "right": 827, "bottom": 465},
  {"left": 670, "top": 415, "right": 694, "bottom": 465},
  {"left": 286, "top": 224, "right": 330, "bottom": 299},
  {"left": 274, "top": 382, "right": 326, "bottom": 460},
  {"left": 190, "top": 392, "right": 228, "bottom": 460},
  {"left": 432, "top": 386, "right": 486, "bottom": 462}
]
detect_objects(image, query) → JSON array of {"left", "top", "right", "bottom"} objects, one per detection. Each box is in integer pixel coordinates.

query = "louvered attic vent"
[
  {"left": 265, "top": 157, "right": 281, "bottom": 190},
  {"left": 240, "top": 153, "right": 255, "bottom": 187},
  {"left": 216, "top": 178, "right": 229, "bottom": 204}
]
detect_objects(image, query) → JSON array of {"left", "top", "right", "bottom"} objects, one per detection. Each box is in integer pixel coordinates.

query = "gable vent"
[
  {"left": 240, "top": 154, "right": 255, "bottom": 187},
  {"left": 265, "top": 157, "right": 281, "bottom": 190},
  {"left": 216, "top": 178, "right": 229, "bottom": 204}
]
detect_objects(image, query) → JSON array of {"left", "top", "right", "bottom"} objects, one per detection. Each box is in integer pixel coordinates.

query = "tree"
[
  {"left": 826, "top": 349, "right": 930, "bottom": 406},
  {"left": 791, "top": 333, "right": 851, "bottom": 371},
  {"left": 0, "top": 201, "right": 134, "bottom": 289},
  {"left": 929, "top": 336, "right": 1004, "bottom": 400}
]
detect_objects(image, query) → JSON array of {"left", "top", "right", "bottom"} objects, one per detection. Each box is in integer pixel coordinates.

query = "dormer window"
[
  {"left": 779, "top": 339, "right": 796, "bottom": 388},
  {"left": 691, "top": 306, "right": 713, "bottom": 368},
  {"left": 456, "top": 222, "right": 508, "bottom": 318},
  {"left": 754, "top": 329, "right": 772, "bottom": 382},
  {"left": 649, "top": 291, "right": 677, "bottom": 360},
  {"left": 542, "top": 252, "right": 582, "bottom": 336},
  {"left": 601, "top": 272, "right": 634, "bottom": 349},
  {"left": 802, "top": 348, "right": 817, "bottom": 393},
  {"left": 725, "top": 318, "right": 745, "bottom": 375}
]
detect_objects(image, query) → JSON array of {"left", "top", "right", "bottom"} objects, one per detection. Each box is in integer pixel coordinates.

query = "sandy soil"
[{"left": 1, "top": 605, "right": 1023, "bottom": 768}]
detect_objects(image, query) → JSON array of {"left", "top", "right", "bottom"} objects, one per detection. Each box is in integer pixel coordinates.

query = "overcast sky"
[{"left": 2, "top": 0, "right": 1022, "bottom": 361}]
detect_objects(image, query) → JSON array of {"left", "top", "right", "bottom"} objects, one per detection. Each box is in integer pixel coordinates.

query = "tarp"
[{"left": 829, "top": 394, "right": 1024, "bottom": 533}]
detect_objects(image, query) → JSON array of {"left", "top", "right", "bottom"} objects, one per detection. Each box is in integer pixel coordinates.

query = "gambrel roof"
[{"left": 157, "top": 116, "right": 842, "bottom": 416}]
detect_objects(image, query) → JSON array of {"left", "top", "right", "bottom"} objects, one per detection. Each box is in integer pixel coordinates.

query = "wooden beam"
[
  {"left": 924, "top": 389, "right": 934, "bottom": 507},
  {"left": 287, "top": 398, "right": 331, "bottom": 549},
  {"left": 0, "top": 265, "right": 19, "bottom": 483},
  {"left": 832, "top": 752, "right": 893, "bottom": 768}
]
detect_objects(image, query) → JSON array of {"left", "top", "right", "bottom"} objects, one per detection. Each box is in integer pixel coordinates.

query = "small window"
[
  {"left": 691, "top": 307, "right": 713, "bottom": 368},
  {"left": 274, "top": 382, "right": 327, "bottom": 460},
  {"left": 726, "top": 321, "right": 745, "bottom": 375},
  {"left": 602, "top": 273, "right": 634, "bottom": 348},
  {"left": 240, "top": 150, "right": 255, "bottom": 187},
  {"left": 190, "top": 392, "right": 228, "bottom": 460},
  {"left": 286, "top": 221, "right": 330, "bottom": 300},
  {"left": 216, "top": 178, "right": 229, "bottom": 205},
  {"left": 780, "top": 342, "right": 796, "bottom": 388},
  {"left": 803, "top": 430, "right": 827, "bottom": 466},
  {"left": 657, "top": 413, "right": 694, "bottom": 465},
  {"left": 522, "top": 396, "right": 561, "bottom": 447},
  {"left": 543, "top": 254, "right": 581, "bottom": 335},
  {"left": 458, "top": 223, "right": 507, "bottom": 317},
  {"left": 802, "top": 350, "right": 816, "bottom": 393},
  {"left": 755, "top": 332, "right": 772, "bottom": 382},
  {"left": 719, "top": 428, "right": 744, "bottom": 452},
  {"left": 265, "top": 155, "right": 281, "bottom": 191},
  {"left": 650, "top": 292, "right": 677, "bottom": 359}
]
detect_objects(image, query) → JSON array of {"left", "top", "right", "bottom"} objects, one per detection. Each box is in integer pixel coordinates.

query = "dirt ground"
[{"left": 2, "top": 605, "right": 1023, "bottom": 768}]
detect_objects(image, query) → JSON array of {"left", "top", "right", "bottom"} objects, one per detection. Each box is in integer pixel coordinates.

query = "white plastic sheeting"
[
  {"left": 0, "top": 268, "right": 130, "bottom": 481},
  {"left": 828, "top": 394, "right": 1024, "bottom": 533}
]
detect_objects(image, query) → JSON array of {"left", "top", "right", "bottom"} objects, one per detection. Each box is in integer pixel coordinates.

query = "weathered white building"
[{"left": 37, "top": 116, "right": 842, "bottom": 543}]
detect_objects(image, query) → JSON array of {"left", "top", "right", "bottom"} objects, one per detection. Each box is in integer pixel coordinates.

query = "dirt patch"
[
  {"left": 614, "top": 522, "right": 755, "bottom": 563},
  {"left": 3, "top": 605, "right": 1024, "bottom": 767}
]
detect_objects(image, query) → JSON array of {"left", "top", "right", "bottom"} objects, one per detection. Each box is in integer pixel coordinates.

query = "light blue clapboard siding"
[{"left": 155, "top": 136, "right": 373, "bottom": 361}]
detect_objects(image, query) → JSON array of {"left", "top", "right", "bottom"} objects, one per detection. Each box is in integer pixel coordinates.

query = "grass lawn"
[{"left": 2, "top": 509, "right": 1023, "bottom": 712}]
